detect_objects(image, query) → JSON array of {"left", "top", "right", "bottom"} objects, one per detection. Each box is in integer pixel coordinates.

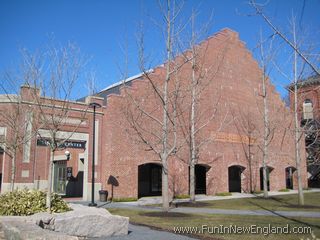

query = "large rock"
[
  {"left": 0, "top": 204, "right": 129, "bottom": 239},
  {"left": 0, "top": 217, "right": 78, "bottom": 240},
  {"left": 53, "top": 204, "right": 129, "bottom": 237}
]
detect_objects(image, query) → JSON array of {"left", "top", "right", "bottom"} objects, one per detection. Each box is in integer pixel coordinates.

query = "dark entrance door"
[
  {"left": 195, "top": 165, "right": 206, "bottom": 194},
  {"left": 138, "top": 163, "right": 162, "bottom": 198},
  {"left": 260, "top": 167, "right": 271, "bottom": 191},
  {"left": 228, "top": 166, "right": 242, "bottom": 192},
  {"left": 285, "top": 167, "right": 295, "bottom": 189}
]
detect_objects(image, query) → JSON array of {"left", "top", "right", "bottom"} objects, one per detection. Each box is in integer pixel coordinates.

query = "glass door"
[{"left": 53, "top": 161, "right": 67, "bottom": 195}]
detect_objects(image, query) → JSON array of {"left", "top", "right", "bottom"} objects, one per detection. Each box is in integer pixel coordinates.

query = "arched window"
[{"left": 303, "top": 99, "right": 313, "bottom": 120}]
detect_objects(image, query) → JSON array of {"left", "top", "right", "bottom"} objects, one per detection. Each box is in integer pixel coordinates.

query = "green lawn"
[
  {"left": 175, "top": 192, "right": 320, "bottom": 212},
  {"left": 109, "top": 208, "right": 320, "bottom": 240}
]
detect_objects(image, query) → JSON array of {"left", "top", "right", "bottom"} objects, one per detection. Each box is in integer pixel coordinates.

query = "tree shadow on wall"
[{"left": 107, "top": 175, "right": 119, "bottom": 201}]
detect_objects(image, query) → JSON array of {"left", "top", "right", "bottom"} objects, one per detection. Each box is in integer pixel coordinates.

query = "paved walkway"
[
  {"left": 100, "top": 202, "right": 320, "bottom": 218},
  {"left": 71, "top": 189, "right": 320, "bottom": 218},
  {"left": 92, "top": 224, "right": 196, "bottom": 240},
  {"left": 135, "top": 189, "right": 320, "bottom": 206},
  {"left": 68, "top": 189, "right": 320, "bottom": 207}
]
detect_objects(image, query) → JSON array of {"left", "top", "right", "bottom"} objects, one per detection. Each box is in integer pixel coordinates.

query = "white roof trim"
[
  {"left": 99, "top": 69, "right": 154, "bottom": 93},
  {"left": 0, "top": 94, "right": 19, "bottom": 103}
]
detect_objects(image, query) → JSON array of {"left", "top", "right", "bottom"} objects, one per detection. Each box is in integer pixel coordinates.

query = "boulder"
[
  {"left": 53, "top": 204, "right": 129, "bottom": 237},
  {"left": 0, "top": 203, "right": 129, "bottom": 239},
  {"left": 32, "top": 212, "right": 55, "bottom": 230},
  {"left": 0, "top": 218, "right": 78, "bottom": 240}
]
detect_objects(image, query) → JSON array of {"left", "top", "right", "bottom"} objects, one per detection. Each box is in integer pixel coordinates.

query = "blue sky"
[{"left": 0, "top": 0, "right": 319, "bottom": 99}]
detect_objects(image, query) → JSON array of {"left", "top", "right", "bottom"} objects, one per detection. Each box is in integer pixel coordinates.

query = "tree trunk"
[
  {"left": 262, "top": 74, "right": 269, "bottom": 198},
  {"left": 160, "top": 0, "right": 171, "bottom": 212},
  {"left": 293, "top": 22, "right": 304, "bottom": 205},
  {"left": 248, "top": 155, "right": 253, "bottom": 193},
  {"left": 46, "top": 149, "right": 55, "bottom": 212},
  {"left": 162, "top": 159, "right": 169, "bottom": 211},
  {"left": 10, "top": 150, "right": 16, "bottom": 192},
  {"left": 190, "top": 52, "right": 197, "bottom": 202},
  {"left": 189, "top": 162, "right": 195, "bottom": 202},
  {"left": 294, "top": 81, "right": 304, "bottom": 205}
]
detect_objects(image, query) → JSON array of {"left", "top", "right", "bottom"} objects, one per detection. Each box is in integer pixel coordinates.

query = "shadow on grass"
[
  {"left": 176, "top": 201, "right": 212, "bottom": 208},
  {"left": 264, "top": 196, "right": 320, "bottom": 209},
  {"left": 248, "top": 199, "right": 320, "bottom": 230},
  {"left": 139, "top": 212, "right": 192, "bottom": 218}
]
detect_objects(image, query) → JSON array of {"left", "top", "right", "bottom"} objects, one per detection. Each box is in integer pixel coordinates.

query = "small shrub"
[
  {"left": 0, "top": 189, "right": 71, "bottom": 216},
  {"left": 216, "top": 192, "right": 232, "bottom": 196},
  {"left": 174, "top": 194, "right": 190, "bottom": 199},
  {"left": 278, "top": 188, "right": 290, "bottom": 192},
  {"left": 51, "top": 193, "right": 72, "bottom": 213},
  {"left": 303, "top": 187, "right": 311, "bottom": 191},
  {"left": 112, "top": 197, "right": 137, "bottom": 202}
]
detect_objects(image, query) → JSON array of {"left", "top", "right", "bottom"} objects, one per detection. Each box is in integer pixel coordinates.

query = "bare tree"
[
  {"left": 123, "top": 0, "right": 186, "bottom": 211},
  {"left": 249, "top": 0, "right": 319, "bottom": 75},
  {"left": 249, "top": 0, "right": 320, "bottom": 206},
  {"left": 176, "top": 11, "right": 230, "bottom": 202},
  {"left": 256, "top": 30, "right": 277, "bottom": 198},
  {"left": 0, "top": 88, "right": 35, "bottom": 191},
  {"left": 23, "top": 42, "right": 89, "bottom": 211},
  {"left": 292, "top": 19, "right": 305, "bottom": 205}
]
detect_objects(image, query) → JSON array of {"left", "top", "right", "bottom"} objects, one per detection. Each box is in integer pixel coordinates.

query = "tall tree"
[
  {"left": 123, "top": 0, "right": 185, "bottom": 211},
  {"left": 178, "top": 11, "right": 229, "bottom": 202},
  {"left": 249, "top": 1, "right": 320, "bottom": 204},
  {"left": 257, "top": 30, "right": 276, "bottom": 198},
  {"left": 292, "top": 18, "right": 304, "bottom": 205},
  {"left": 24, "top": 42, "right": 89, "bottom": 211}
]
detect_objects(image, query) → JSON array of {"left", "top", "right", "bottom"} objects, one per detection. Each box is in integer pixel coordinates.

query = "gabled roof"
[
  {"left": 77, "top": 28, "right": 241, "bottom": 104},
  {"left": 288, "top": 74, "right": 320, "bottom": 90},
  {"left": 99, "top": 69, "right": 154, "bottom": 93},
  {"left": 94, "top": 69, "right": 154, "bottom": 104}
]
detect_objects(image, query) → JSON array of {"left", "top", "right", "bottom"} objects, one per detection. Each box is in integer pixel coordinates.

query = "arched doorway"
[
  {"left": 285, "top": 167, "right": 296, "bottom": 189},
  {"left": 195, "top": 165, "right": 209, "bottom": 194},
  {"left": 260, "top": 166, "right": 274, "bottom": 191},
  {"left": 138, "top": 163, "right": 162, "bottom": 198},
  {"left": 188, "top": 164, "right": 210, "bottom": 195},
  {"left": 228, "top": 165, "right": 245, "bottom": 193}
]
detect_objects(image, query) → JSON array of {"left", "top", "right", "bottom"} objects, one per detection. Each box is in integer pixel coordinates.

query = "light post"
[
  {"left": 65, "top": 150, "right": 70, "bottom": 160},
  {"left": 88, "top": 102, "right": 101, "bottom": 207}
]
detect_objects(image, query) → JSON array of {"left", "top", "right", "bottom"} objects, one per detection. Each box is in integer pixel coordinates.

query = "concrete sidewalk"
[
  {"left": 69, "top": 188, "right": 320, "bottom": 207},
  {"left": 69, "top": 189, "right": 320, "bottom": 218},
  {"left": 135, "top": 189, "right": 320, "bottom": 206},
  {"left": 100, "top": 202, "right": 320, "bottom": 218},
  {"left": 97, "top": 224, "right": 197, "bottom": 240}
]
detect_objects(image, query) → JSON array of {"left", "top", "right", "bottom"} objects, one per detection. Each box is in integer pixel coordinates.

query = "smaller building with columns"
[{"left": 0, "top": 85, "right": 104, "bottom": 201}]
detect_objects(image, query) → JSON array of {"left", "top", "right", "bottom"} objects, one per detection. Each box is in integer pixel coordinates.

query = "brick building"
[
  {"left": 288, "top": 75, "right": 320, "bottom": 187},
  {"left": 0, "top": 29, "right": 307, "bottom": 200},
  {"left": 0, "top": 86, "right": 105, "bottom": 201}
]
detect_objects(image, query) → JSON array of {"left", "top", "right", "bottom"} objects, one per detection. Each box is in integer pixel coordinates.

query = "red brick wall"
[
  {"left": 0, "top": 28, "right": 308, "bottom": 198},
  {"left": 289, "top": 84, "right": 320, "bottom": 121},
  {"left": 0, "top": 89, "right": 104, "bottom": 196},
  {"left": 99, "top": 28, "right": 307, "bottom": 198}
]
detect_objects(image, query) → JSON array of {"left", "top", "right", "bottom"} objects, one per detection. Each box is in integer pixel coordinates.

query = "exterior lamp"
[
  {"left": 65, "top": 150, "right": 70, "bottom": 160},
  {"left": 88, "top": 102, "right": 102, "bottom": 207}
]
